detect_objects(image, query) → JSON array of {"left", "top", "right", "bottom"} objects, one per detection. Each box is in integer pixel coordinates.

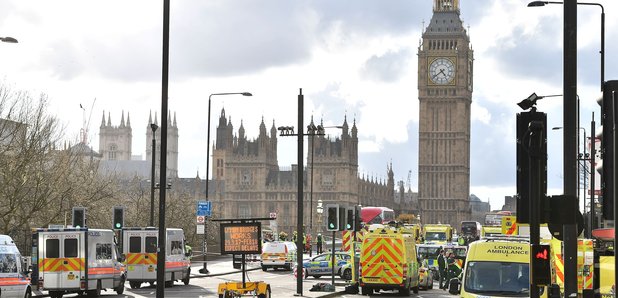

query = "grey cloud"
[{"left": 360, "top": 49, "right": 411, "bottom": 82}]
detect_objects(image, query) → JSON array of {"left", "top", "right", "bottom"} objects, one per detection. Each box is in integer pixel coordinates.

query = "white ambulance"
[
  {"left": 0, "top": 235, "right": 31, "bottom": 298},
  {"left": 31, "top": 228, "right": 126, "bottom": 298},
  {"left": 122, "top": 227, "right": 190, "bottom": 288}
]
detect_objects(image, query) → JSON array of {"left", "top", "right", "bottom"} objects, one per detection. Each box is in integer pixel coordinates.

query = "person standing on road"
[
  {"left": 446, "top": 252, "right": 462, "bottom": 289},
  {"left": 438, "top": 249, "right": 447, "bottom": 290},
  {"left": 316, "top": 233, "right": 323, "bottom": 254}
]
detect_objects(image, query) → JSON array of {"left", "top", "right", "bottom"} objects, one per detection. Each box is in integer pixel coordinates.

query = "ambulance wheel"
[
  {"left": 399, "top": 286, "right": 411, "bottom": 296},
  {"left": 129, "top": 281, "right": 141, "bottom": 289},
  {"left": 257, "top": 286, "right": 272, "bottom": 298},
  {"left": 115, "top": 276, "right": 126, "bottom": 295},
  {"left": 412, "top": 285, "right": 419, "bottom": 294},
  {"left": 86, "top": 286, "right": 101, "bottom": 297}
]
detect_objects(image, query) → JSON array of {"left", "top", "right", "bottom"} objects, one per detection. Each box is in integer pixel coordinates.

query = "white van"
[
  {"left": 260, "top": 241, "right": 296, "bottom": 271},
  {"left": 122, "top": 227, "right": 190, "bottom": 288},
  {"left": 0, "top": 235, "right": 31, "bottom": 298},
  {"left": 31, "top": 228, "right": 126, "bottom": 298}
]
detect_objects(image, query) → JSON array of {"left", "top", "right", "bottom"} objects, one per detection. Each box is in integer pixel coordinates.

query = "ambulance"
[
  {"left": 359, "top": 224, "right": 420, "bottom": 295},
  {"left": 448, "top": 235, "right": 548, "bottom": 298},
  {"left": 423, "top": 224, "right": 453, "bottom": 244},
  {"left": 122, "top": 227, "right": 190, "bottom": 288},
  {"left": 0, "top": 235, "right": 31, "bottom": 298},
  {"left": 31, "top": 228, "right": 126, "bottom": 298}
]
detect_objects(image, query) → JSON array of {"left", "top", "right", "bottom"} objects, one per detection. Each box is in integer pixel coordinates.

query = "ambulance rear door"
[{"left": 40, "top": 232, "right": 83, "bottom": 289}]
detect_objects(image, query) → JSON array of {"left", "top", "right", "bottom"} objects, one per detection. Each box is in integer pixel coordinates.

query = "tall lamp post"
[
  {"left": 553, "top": 126, "right": 588, "bottom": 220},
  {"left": 200, "top": 92, "right": 252, "bottom": 275},
  {"left": 528, "top": 1, "right": 604, "bottom": 91},
  {"left": 150, "top": 123, "right": 158, "bottom": 227},
  {"left": 316, "top": 199, "right": 323, "bottom": 253},
  {"left": 0, "top": 36, "right": 18, "bottom": 43},
  {"left": 306, "top": 122, "right": 343, "bottom": 257}
]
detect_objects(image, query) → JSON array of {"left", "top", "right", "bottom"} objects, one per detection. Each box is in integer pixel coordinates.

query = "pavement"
[{"left": 190, "top": 253, "right": 349, "bottom": 297}]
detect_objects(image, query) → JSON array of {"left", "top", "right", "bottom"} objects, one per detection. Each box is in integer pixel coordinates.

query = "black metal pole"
[
  {"left": 309, "top": 133, "right": 315, "bottom": 257},
  {"left": 150, "top": 125, "right": 157, "bottom": 227},
  {"left": 202, "top": 96, "right": 212, "bottom": 275},
  {"left": 563, "top": 1, "right": 578, "bottom": 296},
  {"left": 331, "top": 231, "right": 335, "bottom": 287},
  {"left": 590, "top": 113, "right": 596, "bottom": 235},
  {"left": 296, "top": 88, "right": 304, "bottom": 296},
  {"left": 156, "top": 0, "right": 170, "bottom": 296}
]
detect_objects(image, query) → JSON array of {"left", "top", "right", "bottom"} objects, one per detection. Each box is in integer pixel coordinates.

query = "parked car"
[
  {"left": 298, "top": 252, "right": 350, "bottom": 279},
  {"left": 339, "top": 252, "right": 360, "bottom": 281}
]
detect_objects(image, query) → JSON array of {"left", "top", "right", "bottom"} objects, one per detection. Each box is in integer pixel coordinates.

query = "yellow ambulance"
[
  {"left": 359, "top": 224, "right": 419, "bottom": 295},
  {"left": 449, "top": 236, "right": 548, "bottom": 298}
]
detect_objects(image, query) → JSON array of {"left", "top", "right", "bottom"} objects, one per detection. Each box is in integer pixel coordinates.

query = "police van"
[
  {"left": 31, "top": 228, "right": 126, "bottom": 298},
  {"left": 0, "top": 234, "right": 31, "bottom": 298},
  {"left": 122, "top": 227, "right": 190, "bottom": 288},
  {"left": 449, "top": 236, "right": 548, "bottom": 298}
]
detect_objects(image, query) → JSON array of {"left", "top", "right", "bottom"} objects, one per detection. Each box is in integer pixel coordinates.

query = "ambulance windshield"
[
  {"left": 464, "top": 261, "right": 529, "bottom": 296},
  {"left": 425, "top": 232, "right": 446, "bottom": 241}
]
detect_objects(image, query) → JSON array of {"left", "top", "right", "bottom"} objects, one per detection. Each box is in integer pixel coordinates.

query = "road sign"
[
  {"left": 269, "top": 212, "right": 277, "bottom": 219},
  {"left": 196, "top": 224, "right": 205, "bottom": 235},
  {"left": 197, "top": 215, "right": 205, "bottom": 224},
  {"left": 197, "top": 201, "right": 212, "bottom": 217}
]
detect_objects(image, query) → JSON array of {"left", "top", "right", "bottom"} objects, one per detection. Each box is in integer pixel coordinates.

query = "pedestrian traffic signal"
[
  {"left": 531, "top": 244, "right": 551, "bottom": 286},
  {"left": 113, "top": 206, "right": 125, "bottom": 229},
  {"left": 72, "top": 207, "right": 86, "bottom": 228},
  {"left": 345, "top": 207, "right": 354, "bottom": 230},
  {"left": 326, "top": 204, "right": 339, "bottom": 231}
]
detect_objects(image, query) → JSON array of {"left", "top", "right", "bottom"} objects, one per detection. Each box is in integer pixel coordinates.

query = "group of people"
[{"left": 437, "top": 248, "right": 462, "bottom": 290}]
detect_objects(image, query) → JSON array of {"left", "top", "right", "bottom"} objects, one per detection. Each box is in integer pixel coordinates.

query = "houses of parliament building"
[{"left": 96, "top": 109, "right": 396, "bottom": 234}]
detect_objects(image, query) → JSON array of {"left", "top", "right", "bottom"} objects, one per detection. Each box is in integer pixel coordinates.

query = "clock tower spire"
[{"left": 417, "top": 0, "right": 473, "bottom": 230}]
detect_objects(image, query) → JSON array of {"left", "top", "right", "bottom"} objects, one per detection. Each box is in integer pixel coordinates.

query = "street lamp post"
[
  {"left": 150, "top": 123, "right": 158, "bottom": 227},
  {"left": 528, "top": 1, "right": 604, "bottom": 90},
  {"left": 200, "top": 92, "right": 252, "bottom": 275},
  {"left": 553, "top": 126, "right": 588, "bottom": 217},
  {"left": 316, "top": 199, "right": 323, "bottom": 253}
]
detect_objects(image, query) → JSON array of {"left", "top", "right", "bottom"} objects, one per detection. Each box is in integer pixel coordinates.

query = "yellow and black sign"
[{"left": 220, "top": 222, "right": 262, "bottom": 254}]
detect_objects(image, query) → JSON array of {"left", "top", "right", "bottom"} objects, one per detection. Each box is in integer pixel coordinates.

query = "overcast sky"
[{"left": 1, "top": 0, "right": 616, "bottom": 211}]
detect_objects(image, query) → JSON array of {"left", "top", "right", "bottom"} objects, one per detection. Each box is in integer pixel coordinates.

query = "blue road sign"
[{"left": 197, "top": 201, "right": 212, "bottom": 217}]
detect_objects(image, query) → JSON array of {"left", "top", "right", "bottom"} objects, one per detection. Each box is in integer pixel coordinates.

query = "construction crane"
[{"left": 79, "top": 98, "right": 96, "bottom": 144}]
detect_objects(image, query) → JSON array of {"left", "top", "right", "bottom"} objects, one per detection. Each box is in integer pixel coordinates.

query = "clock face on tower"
[{"left": 429, "top": 57, "right": 455, "bottom": 85}]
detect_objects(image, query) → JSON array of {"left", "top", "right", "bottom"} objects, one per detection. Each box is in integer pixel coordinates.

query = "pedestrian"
[
  {"left": 437, "top": 248, "right": 447, "bottom": 290},
  {"left": 446, "top": 252, "right": 461, "bottom": 290},
  {"left": 316, "top": 233, "right": 323, "bottom": 254}
]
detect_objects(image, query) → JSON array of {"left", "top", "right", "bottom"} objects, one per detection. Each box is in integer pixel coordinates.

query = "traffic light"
[
  {"left": 601, "top": 80, "right": 618, "bottom": 220},
  {"left": 531, "top": 244, "right": 551, "bottom": 286},
  {"left": 72, "top": 207, "right": 86, "bottom": 228},
  {"left": 326, "top": 204, "right": 339, "bottom": 231},
  {"left": 345, "top": 207, "right": 354, "bottom": 231},
  {"left": 113, "top": 206, "right": 125, "bottom": 229},
  {"left": 353, "top": 205, "right": 362, "bottom": 231},
  {"left": 338, "top": 205, "right": 347, "bottom": 231},
  {"left": 516, "top": 110, "right": 548, "bottom": 224}
]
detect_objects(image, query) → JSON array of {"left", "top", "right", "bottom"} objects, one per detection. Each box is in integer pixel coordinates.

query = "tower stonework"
[
  {"left": 99, "top": 111, "right": 132, "bottom": 161},
  {"left": 145, "top": 111, "right": 179, "bottom": 179},
  {"left": 417, "top": 0, "right": 472, "bottom": 230}
]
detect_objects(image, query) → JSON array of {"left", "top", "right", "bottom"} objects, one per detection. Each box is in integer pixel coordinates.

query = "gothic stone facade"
[{"left": 211, "top": 109, "right": 395, "bottom": 234}]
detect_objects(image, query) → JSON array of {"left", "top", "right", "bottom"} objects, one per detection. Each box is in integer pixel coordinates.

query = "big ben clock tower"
[{"left": 418, "top": 0, "right": 473, "bottom": 229}]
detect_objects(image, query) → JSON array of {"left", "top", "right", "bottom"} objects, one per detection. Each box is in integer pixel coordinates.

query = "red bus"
[{"left": 361, "top": 207, "right": 395, "bottom": 225}]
